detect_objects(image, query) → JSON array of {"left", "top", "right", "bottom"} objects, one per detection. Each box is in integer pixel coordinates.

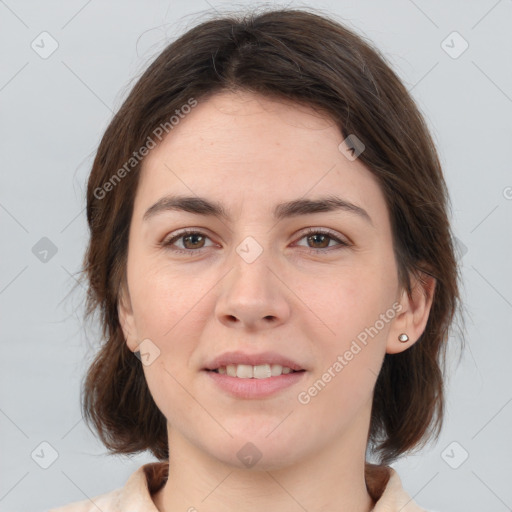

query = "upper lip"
[{"left": 203, "top": 351, "right": 306, "bottom": 371}]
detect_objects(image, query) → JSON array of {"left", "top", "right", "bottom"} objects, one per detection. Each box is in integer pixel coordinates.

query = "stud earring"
[{"left": 398, "top": 333, "right": 409, "bottom": 343}]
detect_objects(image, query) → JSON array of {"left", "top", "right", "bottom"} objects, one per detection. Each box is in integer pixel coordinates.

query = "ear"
[
  {"left": 117, "top": 282, "right": 139, "bottom": 353},
  {"left": 386, "top": 270, "right": 436, "bottom": 354}
]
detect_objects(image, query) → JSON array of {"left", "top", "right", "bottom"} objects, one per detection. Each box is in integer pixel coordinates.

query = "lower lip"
[{"left": 203, "top": 370, "right": 306, "bottom": 399}]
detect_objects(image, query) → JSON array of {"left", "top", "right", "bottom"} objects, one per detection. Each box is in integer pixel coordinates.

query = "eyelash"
[{"left": 161, "top": 227, "right": 350, "bottom": 255}]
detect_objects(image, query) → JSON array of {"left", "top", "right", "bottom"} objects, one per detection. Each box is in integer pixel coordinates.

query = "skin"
[{"left": 118, "top": 90, "right": 435, "bottom": 512}]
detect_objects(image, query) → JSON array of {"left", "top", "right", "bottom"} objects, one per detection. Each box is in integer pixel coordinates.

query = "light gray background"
[{"left": 1, "top": 0, "right": 511, "bottom": 511}]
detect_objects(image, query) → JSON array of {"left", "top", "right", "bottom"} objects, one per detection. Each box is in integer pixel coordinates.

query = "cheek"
[
  {"left": 127, "top": 256, "right": 208, "bottom": 339},
  {"left": 312, "top": 264, "right": 394, "bottom": 340},
  {"left": 297, "top": 292, "right": 390, "bottom": 425},
  {"left": 305, "top": 264, "right": 395, "bottom": 394}
]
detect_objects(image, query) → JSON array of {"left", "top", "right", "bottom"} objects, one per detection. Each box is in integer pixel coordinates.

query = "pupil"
[
  {"left": 185, "top": 234, "right": 203, "bottom": 248},
  {"left": 309, "top": 234, "right": 328, "bottom": 248}
]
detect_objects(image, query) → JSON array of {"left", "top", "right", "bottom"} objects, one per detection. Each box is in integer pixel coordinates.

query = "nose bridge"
[{"left": 215, "top": 234, "right": 290, "bottom": 329}]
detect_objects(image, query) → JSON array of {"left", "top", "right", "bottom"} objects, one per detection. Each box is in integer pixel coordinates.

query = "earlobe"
[{"left": 386, "top": 270, "right": 436, "bottom": 355}]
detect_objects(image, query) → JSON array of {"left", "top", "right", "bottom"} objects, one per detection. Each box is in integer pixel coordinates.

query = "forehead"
[
  {"left": 134, "top": 90, "right": 386, "bottom": 223},
  {"left": 150, "top": 90, "right": 341, "bottom": 160}
]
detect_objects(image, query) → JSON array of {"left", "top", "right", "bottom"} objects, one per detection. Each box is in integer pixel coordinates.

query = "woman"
[{"left": 51, "top": 7, "right": 460, "bottom": 511}]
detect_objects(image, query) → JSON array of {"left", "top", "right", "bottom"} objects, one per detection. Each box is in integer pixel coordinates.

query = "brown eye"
[
  {"left": 163, "top": 230, "right": 214, "bottom": 253},
  {"left": 181, "top": 233, "right": 206, "bottom": 249},
  {"left": 295, "top": 228, "right": 349, "bottom": 252},
  {"left": 306, "top": 233, "right": 331, "bottom": 249}
]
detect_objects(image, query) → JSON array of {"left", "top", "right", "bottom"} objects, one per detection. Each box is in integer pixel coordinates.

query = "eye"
[
  {"left": 294, "top": 228, "right": 350, "bottom": 252},
  {"left": 162, "top": 229, "right": 215, "bottom": 254}
]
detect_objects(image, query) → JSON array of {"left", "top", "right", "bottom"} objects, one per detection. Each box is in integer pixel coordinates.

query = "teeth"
[
  {"left": 253, "top": 365, "right": 271, "bottom": 378},
  {"left": 218, "top": 364, "right": 296, "bottom": 378},
  {"left": 237, "top": 364, "right": 255, "bottom": 378},
  {"left": 271, "top": 364, "right": 284, "bottom": 377}
]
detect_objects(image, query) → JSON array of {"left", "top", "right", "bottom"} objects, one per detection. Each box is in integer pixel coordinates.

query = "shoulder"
[{"left": 48, "top": 462, "right": 167, "bottom": 512}]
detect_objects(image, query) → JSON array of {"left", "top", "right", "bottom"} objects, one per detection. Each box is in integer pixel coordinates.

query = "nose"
[{"left": 215, "top": 246, "right": 291, "bottom": 332}]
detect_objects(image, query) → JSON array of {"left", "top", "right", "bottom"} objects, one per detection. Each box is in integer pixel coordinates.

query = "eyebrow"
[{"left": 143, "top": 194, "right": 373, "bottom": 226}]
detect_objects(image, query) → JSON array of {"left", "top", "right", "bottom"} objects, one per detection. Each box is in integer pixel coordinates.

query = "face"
[{"left": 118, "top": 90, "right": 415, "bottom": 470}]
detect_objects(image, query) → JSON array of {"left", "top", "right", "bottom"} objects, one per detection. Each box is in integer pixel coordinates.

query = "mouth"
[
  {"left": 204, "top": 366, "right": 306, "bottom": 399},
  {"left": 207, "top": 364, "right": 305, "bottom": 379},
  {"left": 202, "top": 351, "right": 307, "bottom": 398}
]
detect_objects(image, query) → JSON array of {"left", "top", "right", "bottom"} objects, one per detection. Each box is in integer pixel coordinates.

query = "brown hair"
[{"left": 80, "top": 6, "right": 462, "bottom": 465}]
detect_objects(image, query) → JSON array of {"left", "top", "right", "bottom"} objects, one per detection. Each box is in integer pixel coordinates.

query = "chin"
[{"left": 206, "top": 433, "right": 304, "bottom": 471}]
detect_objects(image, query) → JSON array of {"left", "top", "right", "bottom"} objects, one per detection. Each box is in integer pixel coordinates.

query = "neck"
[{"left": 152, "top": 412, "right": 376, "bottom": 512}]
